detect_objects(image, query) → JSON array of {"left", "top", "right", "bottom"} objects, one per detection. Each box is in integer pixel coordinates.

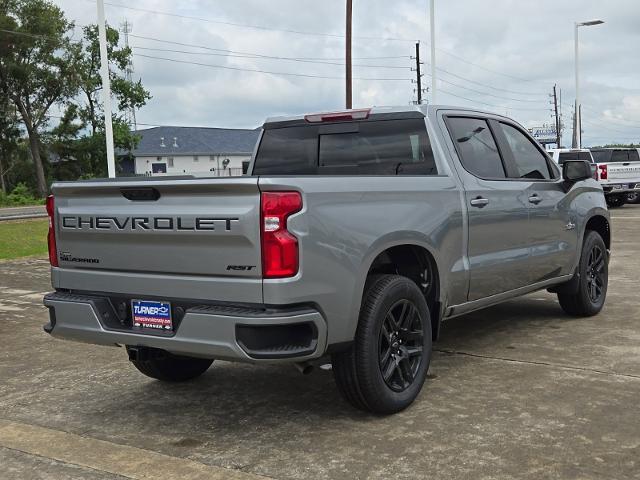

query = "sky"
[{"left": 53, "top": 0, "right": 640, "bottom": 146}]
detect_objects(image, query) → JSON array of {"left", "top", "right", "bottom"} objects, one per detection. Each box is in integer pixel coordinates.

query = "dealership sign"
[{"left": 529, "top": 126, "right": 557, "bottom": 144}]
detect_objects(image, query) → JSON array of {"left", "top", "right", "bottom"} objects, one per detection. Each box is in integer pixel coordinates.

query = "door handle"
[
  {"left": 528, "top": 194, "right": 542, "bottom": 205},
  {"left": 470, "top": 196, "right": 489, "bottom": 208}
]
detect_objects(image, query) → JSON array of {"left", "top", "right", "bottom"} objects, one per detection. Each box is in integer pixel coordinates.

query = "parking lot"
[{"left": 1, "top": 207, "right": 639, "bottom": 480}]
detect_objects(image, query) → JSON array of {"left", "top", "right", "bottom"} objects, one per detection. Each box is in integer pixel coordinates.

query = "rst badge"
[{"left": 132, "top": 300, "right": 172, "bottom": 330}]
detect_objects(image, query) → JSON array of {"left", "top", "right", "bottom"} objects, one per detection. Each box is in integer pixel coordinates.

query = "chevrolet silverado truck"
[
  {"left": 590, "top": 147, "right": 640, "bottom": 207},
  {"left": 44, "top": 106, "right": 610, "bottom": 414}
]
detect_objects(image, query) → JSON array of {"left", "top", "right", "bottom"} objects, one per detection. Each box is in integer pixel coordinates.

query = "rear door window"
[
  {"left": 612, "top": 150, "right": 629, "bottom": 163},
  {"left": 446, "top": 117, "right": 506, "bottom": 179},
  {"left": 630, "top": 150, "right": 640, "bottom": 162},
  {"left": 499, "top": 123, "right": 551, "bottom": 180}
]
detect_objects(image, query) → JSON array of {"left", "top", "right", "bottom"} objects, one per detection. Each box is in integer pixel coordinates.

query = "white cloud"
[{"left": 55, "top": 0, "right": 640, "bottom": 145}]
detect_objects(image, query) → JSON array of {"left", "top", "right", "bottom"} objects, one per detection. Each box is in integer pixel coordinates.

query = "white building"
[{"left": 131, "top": 126, "right": 261, "bottom": 176}]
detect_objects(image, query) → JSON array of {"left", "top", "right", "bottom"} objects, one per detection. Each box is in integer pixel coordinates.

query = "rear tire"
[
  {"left": 126, "top": 346, "right": 213, "bottom": 382},
  {"left": 332, "top": 275, "right": 432, "bottom": 414},
  {"left": 626, "top": 192, "right": 640, "bottom": 204},
  {"left": 557, "top": 231, "right": 608, "bottom": 317}
]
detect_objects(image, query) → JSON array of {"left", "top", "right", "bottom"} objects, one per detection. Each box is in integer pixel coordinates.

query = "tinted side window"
[
  {"left": 253, "top": 126, "right": 317, "bottom": 175},
  {"left": 591, "top": 150, "right": 611, "bottom": 163},
  {"left": 630, "top": 150, "right": 640, "bottom": 162},
  {"left": 500, "top": 123, "right": 551, "bottom": 179},
  {"left": 319, "top": 119, "right": 437, "bottom": 175},
  {"left": 612, "top": 150, "right": 628, "bottom": 162},
  {"left": 447, "top": 117, "right": 505, "bottom": 179}
]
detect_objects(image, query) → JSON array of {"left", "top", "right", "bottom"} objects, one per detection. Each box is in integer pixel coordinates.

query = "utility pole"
[
  {"left": 96, "top": 0, "right": 115, "bottom": 178},
  {"left": 120, "top": 19, "right": 137, "bottom": 131},
  {"left": 552, "top": 84, "right": 561, "bottom": 147},
  {"left": 345, "top": 0, "right": 353, "bottom": 109},
  {"left": 579, "top": 104, "right": 583, "bottom": 146},
  {"left": 572, "top": 102, "right": 578, "bottom": 148},
  {"left": 412, "top": 42, "right": 424, "bottom": 104},
  {"left": 429, "top": 0, "right": 436, "bottom": 104}
]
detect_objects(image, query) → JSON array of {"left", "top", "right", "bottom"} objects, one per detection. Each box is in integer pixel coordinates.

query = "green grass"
[{"left": 0, "top": 219, "right": 49, "bottom": 260}]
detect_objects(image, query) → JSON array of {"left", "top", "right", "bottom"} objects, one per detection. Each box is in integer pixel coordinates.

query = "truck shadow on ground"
[{"left": 90, "top": 295, "right": 574, "bottom": 432}]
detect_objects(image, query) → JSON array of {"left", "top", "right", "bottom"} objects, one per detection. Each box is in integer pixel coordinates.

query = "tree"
[
  {"left": 55, "top": 24, "right": 150, "bottom": 177},
  {"left": 0, "top": 94, "right": 21, "bottom": 193},
  {"left": 0, "top": 0, "right": 80, "bottom": 196}
]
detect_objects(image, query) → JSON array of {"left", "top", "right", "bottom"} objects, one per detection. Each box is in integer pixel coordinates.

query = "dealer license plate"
[{"left": 132, "top": 300, "right": 173, "bottom": 330}]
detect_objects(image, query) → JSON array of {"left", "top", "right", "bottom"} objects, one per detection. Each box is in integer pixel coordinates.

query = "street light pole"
[
  {"left": 429, "top": 0, "right": 436, "bottom": 104},
  {"left": 574, "top": 19, "right": 604, "bottom": 149},
  {"left": 96, "top": 0, "right": 115, "bottom": 178}
]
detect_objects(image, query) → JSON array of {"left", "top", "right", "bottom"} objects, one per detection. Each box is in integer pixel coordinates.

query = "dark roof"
[{"left": 130, "top": 126, "right": 260, "bottom": 157}]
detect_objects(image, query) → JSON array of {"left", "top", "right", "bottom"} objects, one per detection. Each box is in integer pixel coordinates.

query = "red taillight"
[
  {"left": 46, "top": 195, "right": 58, "bottom": 267},
  {"left": 261, "top": 191, "right": 302, "bottom": 278},
  {"left": 304, "top": 108, "right": 370, "bottom": 123},
  {"left": 598, "top": 164, "right": 608, "bottom": 180}
]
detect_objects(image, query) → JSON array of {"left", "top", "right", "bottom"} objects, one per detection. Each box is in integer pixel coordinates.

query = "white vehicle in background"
[
  {"left": 590, "top": 148, "right": 640, "bottom": 207},
  {"left": 548, "top": 148, "right": 595, "bottom": 166},
  {"left": 548, "top": 148, "right": 640, "bottom": 208}
]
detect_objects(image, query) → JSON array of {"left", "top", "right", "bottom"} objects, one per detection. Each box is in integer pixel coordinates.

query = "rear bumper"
[
  {"left": 43, "top": 292, "right": 327, "bottom": 362},
  {"left": 603, "top": 183, "right": 640, "bottom": 195}
]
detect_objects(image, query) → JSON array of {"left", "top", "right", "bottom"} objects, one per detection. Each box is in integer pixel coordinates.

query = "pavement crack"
[
  {"left": 434, "top": 348, "right": 640, "bottom": 380},
  {"left": 0, "top": 445, "right": 133, "bottom": 479}
]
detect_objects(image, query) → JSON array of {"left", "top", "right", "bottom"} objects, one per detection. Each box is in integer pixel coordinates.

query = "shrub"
[{"left": 0, "top": 183, "right": 42, "bottom": 207}]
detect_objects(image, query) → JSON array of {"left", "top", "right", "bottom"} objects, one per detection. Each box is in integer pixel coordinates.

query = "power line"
[
  {"left": 423, "top": 61, "right": 545, "bottom": 96},
  {"left": 564, "top": 102, "right": 640, "bottom": 132},
  {"left": 134, "top": 54, "right": 411, "bottom": 81},
  {"left": 131, "top": 46, "right": 410, "bottom": 69},
  {"left": 581, "top": 105, "right": 640, "bottom": 128},
  {"left": 424, "top": 72, "right": 543, "bottom": 104},
  {"left": 129, "top": 33, "right": 549, "bottom": 102},
  {"left": 438, "top": 89, "right": 547, "bottom": 112},
  {"left": 424, "top": 45, "right": 545, "bottom": 84},
  {"left": 128, "top": 33, "right": 410, "bottom": 62},
  {"left": 76, "top": 0, "right": 569, "bottom": 88},
  {"left": 86, "top": 0, "right": 416, "bottom": 43}
]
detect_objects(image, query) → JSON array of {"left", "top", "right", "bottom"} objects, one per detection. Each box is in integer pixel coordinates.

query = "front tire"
[
  {"left": 126, "top": 346, "right": 213, "bottom": 382},
  {"left": 332, "top": 275, "right": 432, "bottom": 414},
  {"left": 606, "top": 194, "right": 625, "bottom": 208},
  {"left": 557, "top": 231, "right": 608, "bottom": 317}
]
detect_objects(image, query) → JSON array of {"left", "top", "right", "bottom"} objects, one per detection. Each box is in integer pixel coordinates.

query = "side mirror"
[{"left": 562, "top": 160, "right": 592, "bottom": 183}]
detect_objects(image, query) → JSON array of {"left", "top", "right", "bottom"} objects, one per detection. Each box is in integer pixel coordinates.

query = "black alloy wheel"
[
  {"left": 586, "top": 243, "right": 606, "bottom": 304},
  {"left": 557, "top": 230, "right": 608, "bottom": 317},
  {"left": 379, "top": 299, "right": 424, "bottom": 392},
  {"left": 332, "top": 274, "right": 432, "bottom": 414}
]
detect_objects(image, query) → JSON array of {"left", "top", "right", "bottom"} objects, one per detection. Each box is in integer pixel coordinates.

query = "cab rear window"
[
  {"left": 253, "top": 119, "right": 437, "bottom": 176},
  {"left": 558, "top": 152, "right": 593, "bottom": 164}
]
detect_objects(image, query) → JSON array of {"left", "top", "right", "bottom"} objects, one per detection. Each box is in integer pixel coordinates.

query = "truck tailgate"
[
  {"left": 51, "top": 177, "right": 263, "bottom": 303},
  {"left": 601, "top": 162, "right": 640, "bottom": 183}
]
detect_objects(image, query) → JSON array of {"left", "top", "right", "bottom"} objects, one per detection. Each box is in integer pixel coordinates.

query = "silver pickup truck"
[{"left": 44, "top": 106, "right": 610, "bottom": 413}]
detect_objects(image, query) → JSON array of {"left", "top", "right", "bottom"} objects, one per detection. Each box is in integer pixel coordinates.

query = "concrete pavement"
[{"left": 0, "top": 207, "right": 639, "bottom": 479}]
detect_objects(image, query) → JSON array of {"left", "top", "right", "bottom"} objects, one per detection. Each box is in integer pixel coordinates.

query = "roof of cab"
[{"left": 262, "top": 105, "right": 508, "bottom": 129}]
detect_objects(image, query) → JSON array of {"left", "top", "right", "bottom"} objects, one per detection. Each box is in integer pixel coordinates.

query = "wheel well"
[
  {"left": 585, "top": 216, "right": 610, "bottom": 250},
  {"left": 367, "top": 245, "right": 441, "bottom": 341}
]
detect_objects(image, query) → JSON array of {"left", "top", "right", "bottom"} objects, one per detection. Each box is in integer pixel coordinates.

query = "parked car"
[
  {"left": 590, "top": 148, "right": 640, "bottom": 207},
  {"left": 44, "top": 106, "right": 610, "bottom": 414}
]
